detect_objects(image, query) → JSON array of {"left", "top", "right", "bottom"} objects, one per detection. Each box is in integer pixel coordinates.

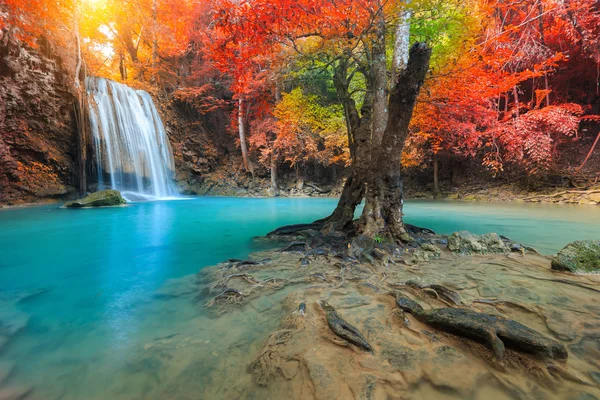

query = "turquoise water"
[{"left": 0, "top": 197, "right": 599, "bottom": 398}]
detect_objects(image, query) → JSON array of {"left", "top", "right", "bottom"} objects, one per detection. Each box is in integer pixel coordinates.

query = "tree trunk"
[
  {"left": 360, "top": 42, "right": 432, "bottom": 242},
  {"left": 152, "top": 0, "right": 158, "bottom": 82},
  {"left": 392, "top": 1, "right": 412, "bottom": 77},
  {"left": 371, "top": 12, "right": 388, "bottom": 146},
  {"left": 238, "top": 97, "right": 252, "bottom": 174},
  {"left": 270, "top": 150, "right": 279, "bottom": 196},
  {"left": 513, "top": 85, "right": 520, "bottom": 118},
  {"left": 74, "top": 6, "right": 87, "bottom": 196},
  {"left": 318, "top": 60, "right": 372, "bottom": 231},
  {"left": 433, "top": 152, "right": 440, "bottom": 197},
  {"left": 119, "top": 52, "right": 127, "bottom": 80}
]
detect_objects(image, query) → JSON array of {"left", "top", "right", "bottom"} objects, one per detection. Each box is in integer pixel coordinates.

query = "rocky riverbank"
[
  {"left": 423, "top": 183, "right": 600, "bottom": 205},
  {"left": 145, "top": 229, "right": 600, "bottom": 399}
]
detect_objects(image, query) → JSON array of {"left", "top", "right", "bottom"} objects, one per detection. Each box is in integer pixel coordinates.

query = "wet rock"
[
  {"left": 447, "top": 231, "right": 510, "bottom": 255},
  {"left": 381, "top": 344, "right": 417, "bottom": 371},
  {"left": 64, "top": 190, "right": 126, "bottom": 208},
  {"left": 477, "top": 284, "right": 503, "bottom": 297},
  {"left": 280, "top": 241, "right": 306, "bottom": 252},
  {"left": 412, "top": 243, "right": 441, "bottom": 262},
  {"left": 505, "top": 286, "right": 540, "bottom": 302},
  {"left": 551, "top": 240, "right": 600, "bottom": 273}
]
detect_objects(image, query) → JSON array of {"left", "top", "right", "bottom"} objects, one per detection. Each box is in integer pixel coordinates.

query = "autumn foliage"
[{"left": 2, "top": 0, "right": 599, "bottom": 183}]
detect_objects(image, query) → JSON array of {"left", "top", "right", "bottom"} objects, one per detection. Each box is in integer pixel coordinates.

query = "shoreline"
[
  {"left": 184, "top": 231, "right": 600, "bottom": 399},
  {"left": 4, "top": 189, "right": 600, "bottom": 210}
]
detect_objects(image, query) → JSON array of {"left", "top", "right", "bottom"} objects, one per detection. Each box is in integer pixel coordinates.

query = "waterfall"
[{"left": 86, "top": 77, "right": 178, "bottom": 201}]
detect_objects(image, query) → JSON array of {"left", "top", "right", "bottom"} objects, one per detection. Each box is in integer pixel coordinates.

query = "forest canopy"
[{"left": 1, "top": 0, "right": 599, "bottom": 203}]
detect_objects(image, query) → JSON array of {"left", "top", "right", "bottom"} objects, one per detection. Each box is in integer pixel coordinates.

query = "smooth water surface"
[{"left": 0, "top": 198, "right": 599, "bottom": 398}]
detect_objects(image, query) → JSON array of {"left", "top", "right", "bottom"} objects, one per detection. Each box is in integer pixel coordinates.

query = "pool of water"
[{"left": 0, "top": 197, "right": 599, "bottom": 398}]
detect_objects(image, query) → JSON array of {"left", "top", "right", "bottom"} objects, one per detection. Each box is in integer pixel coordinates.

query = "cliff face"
[{"left": 0, "top": 32, "right": 77, "bottom": 205}]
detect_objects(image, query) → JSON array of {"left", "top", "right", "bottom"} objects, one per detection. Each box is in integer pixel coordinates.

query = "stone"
[
  {"left": 412, "top": 243, "right": 441, "bottom": 262},
  {"left": 551, "top": 240, "right": 600, "bottom": 273},
  {"left": 64, "top": 189, "right": 127, "bottom": 208},
  {"left": 589, "top": 193, "right": 600, "bottom": 203},
  {"left": 447, "top": 231, "right": 509, "bottom": 255}
]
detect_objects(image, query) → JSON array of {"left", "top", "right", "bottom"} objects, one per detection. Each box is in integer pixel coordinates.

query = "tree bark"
[
  {"left": 359, "top": 42, "right": 432, "bottom": 241},
  {"left": 270, "top": 150, "right": 279, "bottom": 196},
  {"left": 152, "top": 0, "right": 158, "bottom": 83},
  {"left": 371, "top": 12, "right": 388, "bottom": 146},
  {"left": 238, "top": 97, "right": 252, "bottom": 175},
  {"left": 119, "top": 52, "right": 127, "bottom": 80},
  {"left": 433, "top": 152, "right": 440, "bottom": 197},
  {"left": 74, "top": 4, "right": 87, "bottom": 196},
  {"left": 392, "top": 1, "right": 412, "bottom": 78},
  {"left": 319, "top": 60, "right": 372, "bottom": 231}
]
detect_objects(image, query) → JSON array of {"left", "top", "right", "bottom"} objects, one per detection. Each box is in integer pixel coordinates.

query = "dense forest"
[{"left": 1, "top": 0, "right": 599, "bottom": 208}]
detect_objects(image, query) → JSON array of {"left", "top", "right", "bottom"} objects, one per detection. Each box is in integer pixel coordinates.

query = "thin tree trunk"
[
  {"left": 74, "top": 4, "right": 87, "bottom": 195},
  {"left": 152, "top": 0, "right": 158, "bottom": 74},
  {"left": 538, "top": 1, "right": 551, "bottom": 107},
  {"left": 119, "top": 52, "right": 127, "bottom": 80},
  {"left": 270, "top": 150, "right": 279, "bottom": 196},
  {"left": 433, "top": 153, "right": 440, "bottom": 196},
  {"left": 237, "top": 97, "right": 251, "bottom": 174},
  {"left": 360, "top": 42, "right": 432, "bottom": 241},
  {"left": 319, "top": 60, "right": 371, "bottom": 231},
  {"left": 513, "top": 85, "right": 520, "bottom": 118},
  {"left": 574, "top": 132, "right": 600, "bottom": 175}
]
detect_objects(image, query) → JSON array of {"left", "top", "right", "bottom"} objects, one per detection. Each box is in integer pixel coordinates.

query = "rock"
[
  {"left": 589, "top": 193, "right": 600, "bottom": 203},
  {"left": 551, "top": 240, "right": 600, "bottom": 273},
  {"left": 447, "top": 231, "right": 509, "bottom": 255},
  {"left": 63, "top": 189, "right": 127, "bottom": 208},
  {"left": 412, "top": 243, "right": 441, "bottom": 262}
]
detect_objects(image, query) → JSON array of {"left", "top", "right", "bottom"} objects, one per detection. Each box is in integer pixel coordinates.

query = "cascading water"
[{"left": 86, "top": 76, "right": 178, "bottom": 201}]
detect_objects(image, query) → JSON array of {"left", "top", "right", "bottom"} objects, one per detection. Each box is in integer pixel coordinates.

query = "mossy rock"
[
  {"left": 447, "top": 231, "right": 509, "bottom": 255},
  {"left": 551, "top": 240, "right": 600, "bottom": 273},
  {"left": 64, "top": 190, "right": 126, "bottom": 208}
]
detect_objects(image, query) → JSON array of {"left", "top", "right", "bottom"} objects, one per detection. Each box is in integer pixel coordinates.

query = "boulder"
[
  {"left": 64, "top": 190, "right": 126, "bottom": 208},
  {"left": 412, "top": 243, "right": 442, "bottom": 262},
  {"left": 551, "top": 240, "right": 600, "bottom": 273},
  {"left": 447, "top": 231, "right": 509, "bottom": 255}
]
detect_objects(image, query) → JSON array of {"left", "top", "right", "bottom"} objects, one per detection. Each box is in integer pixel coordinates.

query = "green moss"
[
  {"left": 551, "top": 240, "right": 600, "bottom": 273},
  {"left": 64, "top": 190, "right": 126, "bottom": 208}
]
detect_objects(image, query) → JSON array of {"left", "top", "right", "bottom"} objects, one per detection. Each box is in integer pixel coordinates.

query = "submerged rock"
[
  {"left": 63, "top": 190, "right": 126, "bottom": 208},
  {"left": 551, "top": 240, "right": 600, "bottom": 273},
  {"left": 447, "top": 231, "right": 509, "bottom": 255}
]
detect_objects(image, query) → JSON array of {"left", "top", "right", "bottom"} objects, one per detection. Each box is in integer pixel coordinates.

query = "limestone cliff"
[{"left": 0, "top": 32, "right": 78, "bottom": 205}]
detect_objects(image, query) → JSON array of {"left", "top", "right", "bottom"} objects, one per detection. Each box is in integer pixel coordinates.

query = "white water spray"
[{"left": 87, "top": 77, "right": 178, "bottom": 201}]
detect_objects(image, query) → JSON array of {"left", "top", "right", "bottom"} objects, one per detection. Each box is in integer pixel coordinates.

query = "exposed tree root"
[{"left": 319, "top": 300, "right": 373, "bottom": 353}]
